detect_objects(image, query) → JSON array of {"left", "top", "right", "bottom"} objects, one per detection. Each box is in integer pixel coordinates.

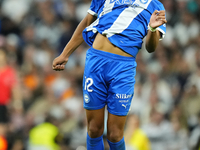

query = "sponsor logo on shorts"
[
  {"left": 116, "top": 94, "right": 133, "bottom": 99},
  {"left": 122, "top": 104, "right": 127, "bottom": 109},
  {"left": 119, "top": 100, "right": 129, "bottom": 103},
  {"left": 84, "top": 94, "right": 90, "bottom": 103}
]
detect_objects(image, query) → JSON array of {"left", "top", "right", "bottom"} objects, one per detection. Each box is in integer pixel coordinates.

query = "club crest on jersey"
[{"left": 140, "top": 0, "right": 148, "bottom": 4}]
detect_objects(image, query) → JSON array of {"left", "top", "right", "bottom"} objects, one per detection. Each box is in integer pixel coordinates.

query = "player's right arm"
[
  {"left": 145, "top": 10, "right": 167, "bottom": 53},
  {"left": 52, "top": 13, "right": 96, "bottom": 71}
]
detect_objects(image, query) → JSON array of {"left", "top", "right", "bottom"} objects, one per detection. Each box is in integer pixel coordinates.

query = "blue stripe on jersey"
[{"left": 83, "top": 0, "right": 166, "bottom": 57}]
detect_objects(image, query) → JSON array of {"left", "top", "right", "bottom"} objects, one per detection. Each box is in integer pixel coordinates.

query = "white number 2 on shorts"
[{"left": 84, "top": 77, "right": 93, "bottom": 92}]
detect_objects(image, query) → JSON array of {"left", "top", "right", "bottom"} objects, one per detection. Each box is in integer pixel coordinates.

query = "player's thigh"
[
  {"left": 107, "top": 112, "right": 127, "bottom": 141},
  {"left": 83, "top": 48, "right": 108, "bottom": 110},
  {"left": 86, "top": 107, "right": 105, "bottom": 138},
  {"left": 107, "top": 65, "right": 136, "bottom": 116}
]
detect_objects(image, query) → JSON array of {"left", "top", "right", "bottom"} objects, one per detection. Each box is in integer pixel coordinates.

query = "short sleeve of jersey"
[
  {"left": 87, "top": 0, "right": 104, "bottom": 16},
  {"left": 156, "top": 3, "right": 166, "bottom": 40}
]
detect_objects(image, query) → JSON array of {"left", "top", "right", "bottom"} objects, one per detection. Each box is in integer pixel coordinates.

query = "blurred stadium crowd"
[{"left": 0, "top": 0, "right": 200, "bottom": 150}]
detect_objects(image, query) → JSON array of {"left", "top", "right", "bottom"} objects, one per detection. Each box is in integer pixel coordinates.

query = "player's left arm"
[{"left": 145, "top": 10, "right": 167, "bottom": 53}]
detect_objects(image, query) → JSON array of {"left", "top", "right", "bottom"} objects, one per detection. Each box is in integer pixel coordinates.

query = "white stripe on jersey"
[
  {"left": 99, "top": 0, "right": 115, "bottom": 17},
  {"left": 87, "top": 9, "right": 98, "bottom": 16},
  {"left": 87, "top": 0, "right": 115, "bottom": 33},
  {"left": 86, "top": 18, "right": 99, "bottom": 32},
  {"left": 102, "top": 0, "right": 152, "bottom": 37}
]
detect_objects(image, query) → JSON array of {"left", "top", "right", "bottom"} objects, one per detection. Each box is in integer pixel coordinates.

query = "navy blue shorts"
[{"left": 83, "top": 48, "right": 137, "bottom": 116}]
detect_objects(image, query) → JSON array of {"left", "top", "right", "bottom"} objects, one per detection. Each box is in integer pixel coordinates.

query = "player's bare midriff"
[{"left": 93, "top": 33, "right": 132, "bottom": 57}]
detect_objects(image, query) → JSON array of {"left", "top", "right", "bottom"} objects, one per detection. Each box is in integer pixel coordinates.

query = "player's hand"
[
  {"left": 52, "top": 55, "right": 68, "bottom": 71},
  {"left": 149, "top": 10, "right": 167, "bottom": 29}
]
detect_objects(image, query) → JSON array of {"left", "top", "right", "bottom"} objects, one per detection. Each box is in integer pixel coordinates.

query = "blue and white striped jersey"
[{"left": 82, "top": 0, "right": 166, "bottom": 57}]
